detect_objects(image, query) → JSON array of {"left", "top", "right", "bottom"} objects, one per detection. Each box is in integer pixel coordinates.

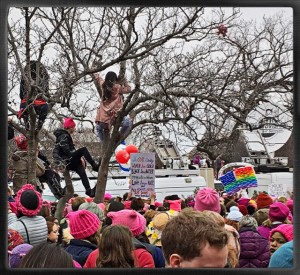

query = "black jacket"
[{"left": 53, "top": 129, "right": 75, "bottom": 164}]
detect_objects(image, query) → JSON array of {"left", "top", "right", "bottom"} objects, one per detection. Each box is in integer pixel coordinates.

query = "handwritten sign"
[
  {"left": 130, "top": 153, "right": 155, "bottom": 198},
  {"left": 268, "top": 183, "right": 287, "bottom": 197}
]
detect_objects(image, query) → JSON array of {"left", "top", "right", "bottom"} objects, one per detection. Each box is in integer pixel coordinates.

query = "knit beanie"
[
  {"left": 248, "top": 199, "right": 257, "bottom": 209},
  {"left": 63, "top": 117, "right": 76, "bottom": 129},
  {"left": 9, "top": 244, "right": 33, "bottom": 268},
  {"left": 79, "top": 202, "right": 104, "bottom": 221},
  {"left": 269, "top": 202, "right": 290, "bottom": 222},
  {"left": 68, "top": 209, "right": 101, "bottom": 239},
  {"left": 256, "top": 193, "right": 273, "bottom": 209},
  {"left": 238, "top": 197, "right": 250, "bottom": 207},
  {"left": 238, "top": 204, "right": 248, "bottom": 216},
  {"left": 104, "top": 192, "right": 112, "bottom": 200},
  {"left": 108, "top": 201, "right": 125, "bottom": 212},
  {"left": 194, "top": 187, "right": 221, "bottom": 213},
  {"left": 286, "top": 199, "right": 293, "bottom": 214},
  {"left": 227, "top": 206, "right": 243, "bottom": 222},
  {"left": 8, "top": 229, "right": 24, "bottom": 251},
  {"left": 107, "top": 209, "right": 146, "bottom": 237},
  {"left": 15, "top": 134, "right": 28, "bottom": 150},
  {"left": 123, "top": 200, "right": 131, "bottom": 209},
  {"left": 270, "top": 224, "right": 293, "bottom": 242},
  {"left": 166, "top": 199, "right": 182, "bottom": 212},
  {"left": 15, "top": 184, "right": 43, "bottom": 216}
]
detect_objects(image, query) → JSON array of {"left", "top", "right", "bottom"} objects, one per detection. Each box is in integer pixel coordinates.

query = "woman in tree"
[{"left": 93, "top": 71, "right": 132, "bottom": 143}]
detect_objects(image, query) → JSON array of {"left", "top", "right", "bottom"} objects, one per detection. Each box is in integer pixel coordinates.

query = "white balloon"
[{"left": 115, "top": 144, "right": 127, "bottom": 154}]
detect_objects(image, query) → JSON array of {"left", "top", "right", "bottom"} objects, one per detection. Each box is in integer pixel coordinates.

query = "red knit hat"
[
  {"left": 194, "top": 187, "right": 221, "bottom": 213},
  {"left": 166, "top": 199, "right": 182, "bottom": 212},
  {"left": 63, "top": 117, "right": 76, "bottom": 129},
  {"left": 238, "top": 204, "right": 248, "bottom": 216},
  {"left": 68, "top": 209, "right": 101, "bottom": 239},
  {"left": 8, "top": 229, "right": 24, "bottom": 251},
  {"left": 15, "top": 134, "right": 28, "bottom": 150},
  {"left": 15, "top": 184, "right": 43, "bottom": 216},
  {"left": 269, "top": 202, "right": 290, "bottom": 222},
  {"left": 256, "top": 193, "right": 273, "bottom": 209},
  {"left": 270, "top": 224, "right": 293, "bottom": 242},
  {"left": 107, "top": 209, "right": 146, "bottom": 237}
]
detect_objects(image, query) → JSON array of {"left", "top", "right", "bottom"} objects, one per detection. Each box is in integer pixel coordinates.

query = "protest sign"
[{"left": 130, "top": 153, "right": 155, "bottom": 198}]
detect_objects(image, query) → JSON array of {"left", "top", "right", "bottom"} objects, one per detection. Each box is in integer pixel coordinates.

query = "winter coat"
[
  {"left": 84, "top": 247, "right": 155, "bottom": 268},
  {"left": 11, "top": 150, "right": 45, "bottom": 193},
  {"left": 94, "top": 74, "right": 131, "bottom": 125},
  {"left": 238, "top": 227, "right": 270, "bottom": 268},
  {"left": 53, "top": 129, "right": 75, "bottom": 165},
  {"left": 8, "top": 214, "right": 47, "bottom": 246},
  {"left": 257, "top": 223, "right": 282, "bottom": 239},
  {"left": 133, "top": 237, "right": 165, "bottom": 268},
  {"left": 64, "top": 239, "right": 97, "bottom": 267}
]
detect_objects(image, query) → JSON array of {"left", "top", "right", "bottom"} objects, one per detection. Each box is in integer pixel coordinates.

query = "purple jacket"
[
  {"left": 257, "top": 223, "right": 282, "bottom": 240},
  {"left": 238, "top": 227, "right": 270, "bottom": 268}
]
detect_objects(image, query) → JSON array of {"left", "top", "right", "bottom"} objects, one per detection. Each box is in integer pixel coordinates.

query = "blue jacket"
[{"left": 65, "top": 239, "right": 97, "bottom": 267}]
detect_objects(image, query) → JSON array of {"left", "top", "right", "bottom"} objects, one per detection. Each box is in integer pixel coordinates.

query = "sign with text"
[
  {"left": 268, "top": 183, "right": 287, "bottom": 197},
  {"left": 130, "top": 153, "right": 155, "bottom": 198}
]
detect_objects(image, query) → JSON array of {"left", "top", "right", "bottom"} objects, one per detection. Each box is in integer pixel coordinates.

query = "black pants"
[
  {"left": 20, "top": 102, "right": 49, "bottom": 130},
  {"left": 67, "top": 147, "right": 96, "bottom": 191},
  {"left": 39, "top": 169, "right": 65, "bottom": 199}
]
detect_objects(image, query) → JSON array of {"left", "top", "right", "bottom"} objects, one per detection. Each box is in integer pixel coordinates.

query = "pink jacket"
[{"left": 94, "top": 74, "right": 131, "bottom": 125}]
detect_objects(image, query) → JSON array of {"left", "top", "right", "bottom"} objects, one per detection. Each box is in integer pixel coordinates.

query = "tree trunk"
[{"left": 54, "top": 170, "right": 74, "bottom": 222}]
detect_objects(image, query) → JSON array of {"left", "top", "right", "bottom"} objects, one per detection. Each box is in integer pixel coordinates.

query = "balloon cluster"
[
  {"left": 115, "top": 143, "right": 139, "bottom": 172},
  {"left": 217, "top": 24, "right": 228, "bottom": 37}
]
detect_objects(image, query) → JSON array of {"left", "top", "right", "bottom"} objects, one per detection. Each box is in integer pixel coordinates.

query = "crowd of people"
[{"left": 7, "top": 184, "right": 294, "bottom": 269}]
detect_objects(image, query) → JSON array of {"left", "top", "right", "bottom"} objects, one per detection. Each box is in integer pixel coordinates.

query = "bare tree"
[{"left": 8, "top": 7, "right": 292, "bottom": 206}]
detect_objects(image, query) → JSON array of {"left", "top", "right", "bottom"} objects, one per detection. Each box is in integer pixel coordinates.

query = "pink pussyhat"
[{"left": 166, "top": 199, "right": 182, "bottom": 212}]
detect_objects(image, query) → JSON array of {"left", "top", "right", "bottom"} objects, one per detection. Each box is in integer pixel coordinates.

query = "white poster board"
[
  {"left": 268, "top": 183, "right": 287, "bottom": 197},
  {"left": 130, "top": 153, "right": 155, "bottom": 198}
]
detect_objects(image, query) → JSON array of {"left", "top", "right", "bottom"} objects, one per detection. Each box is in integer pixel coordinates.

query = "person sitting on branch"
[{"left": 53, "top": 117, "right": 100, "bottom": 197}]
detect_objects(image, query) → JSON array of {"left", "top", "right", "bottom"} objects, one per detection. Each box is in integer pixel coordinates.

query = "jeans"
[{"left": 96, "top": 116, "right": 132, "bottom": 143}]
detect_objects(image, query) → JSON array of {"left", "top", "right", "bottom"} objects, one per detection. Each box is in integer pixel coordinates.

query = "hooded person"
[
  {"left": 108, "top": 209, "right": 165, "bottom": 268},
  {"left": 8, "top": 184, "right": 47, "bottom": 246},
  {"left": 257, "top": 202, "right": 290, "bottom": 240},
  {"left": 52, "top": 117, "right": 100, "bottom": 197},
  {"left": 194, "top": 187, "right": 221, "bottom": 213},
  {"left": 8, "top": 243, "right": 33, "bottom": 268},
  {"left": 269, "top": 240, "right": 293, "bottom": 268},
  {"left": 11, "top": 135, "right": 45, "bottom": 194},
  {"left": 64, "top": 209, "right": 101, "bottom": 266}
]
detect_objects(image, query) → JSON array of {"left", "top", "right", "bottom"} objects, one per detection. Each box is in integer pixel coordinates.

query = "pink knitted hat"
[
  {"left": 15, "top": 184, "right": 43, "bottom": 216},
  {"left": 67, "top": 209, "right": 101, "bottom": 239},
  {"left": 194, "top": 187, "right": 221, "bottom": 213},
  {"left": 104, "top": 192, "right": 112, "bottom": 200},
  {"left": 166, "top": 199, "right": 182, "bottom": 212},
  {"left": 123, "top": 200, "right": 132, "bottom": 209},
  {"left": 286, "top": 199, "right": 293, "bottom": 214},
  {"left": 107, "top": 209, "right": 146, "bottom": 236},
  {"left": 270, "top": 224, "right": 293, "bottom": 242},
  {"left": 238, "top": 197, "right": 250, "bottom": 207},
  {"left": 269, "top": 202, "right": 290, "bottom": 222},
  {"left": 63, "top": 117, "right": 76, "bottom": 129}
]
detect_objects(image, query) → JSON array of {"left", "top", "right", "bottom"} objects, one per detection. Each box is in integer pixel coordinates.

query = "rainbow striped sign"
[{"left": 219, "top": 166, "right": 258, "bottom": 195}]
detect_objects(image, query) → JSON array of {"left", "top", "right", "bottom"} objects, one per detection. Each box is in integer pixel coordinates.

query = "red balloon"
[
  {"left": 125, "top": 144, "right": 139, "bottom": 155},
  {"left": 116, "top": 150, "right": 130, "bottom": 164}
]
